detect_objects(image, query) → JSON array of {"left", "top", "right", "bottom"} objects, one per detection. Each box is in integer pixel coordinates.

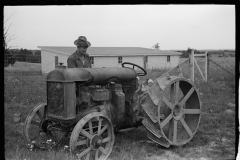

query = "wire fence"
[{"left": 4, "top": 54, "right": 46, "bottom": 105}]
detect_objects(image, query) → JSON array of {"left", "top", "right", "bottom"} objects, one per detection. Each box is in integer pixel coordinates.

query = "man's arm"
[
  {"left": 85, "top": 54, "right": 92, "bottom": 68},
  {"left": 88, "top": 59, "right": 92, "bottom": 68},
  {"left": 67, "top": 57, "right": 77, "bottom": 68}
]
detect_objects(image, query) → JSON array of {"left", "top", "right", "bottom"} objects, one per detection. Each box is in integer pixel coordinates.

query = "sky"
[{"left": 4, "top": 5, "right": 235, "bottom": 50}]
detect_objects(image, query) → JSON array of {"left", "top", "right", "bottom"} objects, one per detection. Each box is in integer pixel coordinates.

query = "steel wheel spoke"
[
  {"left": 102, "top": 136, "right": 111, "bottom": 143},
  {"left": 98, "top": 118, "right": 102, "bottom": 134},
  {"left": 76, "top": 139, "right": 88, "bottom": 146},
  {"left": 183, "top": 109, "right": 200, "bottom": 114},
  {"left": 99, "top": 146, "right": 107, "bottom": 155},
  {"left": 162, "top": 96, "right": 174, "bottom": 110},
  {"left": 81, "top": 129, "right": 92, "bottom": 139},
  {"left": 88, "top": 120, "right": 93, "bottom": 136},
  {"left": 77, "top": 147, "right": 91, "bottom": 159},
  {"left": 180, "top": 87, "right": 195, "bottom": 106},
  {"left": 31, "top": 120, "right": 40, "bottom": 126},
  {"left": 160, "top": 114, "right": 172, "bottom": 128},
  {"left": 180, "top": 118, "right": 193, "bottom": 137},
  {"left": 173, "top": 120, "right": 177, "bottom": 144},
  {"left": 85, "top": 152, "right": 90, "bottom": 160},
  {"left": 36, "top": 111, "right": 43, "bottom": 121},
  {"left": 175, "top": 81, "right": 179, "bottom": 103},
  {"left": 98, "top": 123, "right": 109, "bottom": 135},
  {"left": 170, "top": 84, "right": 174, "bottom": 103},
  {"left": 168, "top": 119, "right": 173, "bottom": 140},
  {"left": 95, "top": 149, "right": 99, "bottom": 160}
]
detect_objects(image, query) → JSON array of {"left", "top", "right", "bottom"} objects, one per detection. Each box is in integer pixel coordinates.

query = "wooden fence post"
[
  {"left": 207, "top": 53, "right": 210, "bottom": 81},
  {"left": 190, "top": 50, "right": 194, "bottom": 82},
  {"left": 205, "top": 51, "right": 208, "bottom": 82}
]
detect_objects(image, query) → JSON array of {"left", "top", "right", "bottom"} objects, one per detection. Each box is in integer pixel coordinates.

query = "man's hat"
[{"left": 74, "top": 36, "right": 91, "bottom": 47}]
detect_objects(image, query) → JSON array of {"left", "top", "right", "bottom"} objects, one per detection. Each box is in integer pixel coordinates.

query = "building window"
[
  {"left": 118, "top": 57, "right": 122, "bottom": 64},
  {"left": 145, "top": 56, "right": 148, "bottom": 62},
  {"left": 90, "top": 57, "right": 94, "bottom": 64},
  {"left": 167, "top": 56, "right": 170, "bottom": 62}
]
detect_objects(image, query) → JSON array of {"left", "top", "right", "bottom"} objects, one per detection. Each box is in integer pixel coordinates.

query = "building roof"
[{"left": 37, "top": 46, "right": 182, "bottom": 56}]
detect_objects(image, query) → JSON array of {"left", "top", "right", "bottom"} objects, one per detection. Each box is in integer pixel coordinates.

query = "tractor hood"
[{"left": 46, "top": 67, "right": 137, "bottom": 83}]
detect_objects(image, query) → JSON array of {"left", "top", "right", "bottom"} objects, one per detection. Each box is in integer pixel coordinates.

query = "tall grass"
[
  {"left": 4, "top": 73, "right": 46, "bottom": 105},
  {"left": 4, "top": 57, "right": 236, "bottom": 160}
]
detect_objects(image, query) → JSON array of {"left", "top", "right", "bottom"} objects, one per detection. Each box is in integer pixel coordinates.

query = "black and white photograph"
[{"left": 4, "top": 5, "right": 236, "bottom": 160}]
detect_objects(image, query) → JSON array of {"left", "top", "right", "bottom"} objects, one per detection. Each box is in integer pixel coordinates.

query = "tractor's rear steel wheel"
[
  {"left": 159, "top": 77, "right": 201, "bottom": 146},
  {"left": 70, "top": 112, "right": 114, "bottom": 160},
  {"left": 142, "top": 76, "right": 201, "bottom": 147},
  {"left": 24, "top": 103, "right": 48, "bottom": 144}
]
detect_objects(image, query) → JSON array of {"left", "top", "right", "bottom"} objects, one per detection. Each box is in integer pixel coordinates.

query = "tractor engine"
[{"left": 46, "top": 66, "right": 142, "bottom": 131}]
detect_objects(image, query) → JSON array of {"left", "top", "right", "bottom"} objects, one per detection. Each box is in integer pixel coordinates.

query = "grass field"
[{"left": 4, "top": 58, "right": 236, "bottom": 160}]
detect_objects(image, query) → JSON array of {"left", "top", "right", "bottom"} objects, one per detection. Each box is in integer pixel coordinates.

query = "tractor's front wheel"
[
  {"left": 70, "top": 112, "right": 114, "bottom": 160},
  {"left": 24, "top": 103, "right": 48, "bottom": 145}
]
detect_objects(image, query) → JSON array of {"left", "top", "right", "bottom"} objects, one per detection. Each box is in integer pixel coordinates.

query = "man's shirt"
[{"left": 67, "top": 51, "right": 92, "bottom": 68}]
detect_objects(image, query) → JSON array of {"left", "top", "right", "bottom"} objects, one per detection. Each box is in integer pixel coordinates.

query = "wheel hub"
[
  {"left": 90, "top": 134, "right": 102, "bottom": 150},
  {"left": 41, "top": 119, "right": 50, "bottom": 133},
  {"left": 172, "top": 103, "right": 183, "bottom": 120}
]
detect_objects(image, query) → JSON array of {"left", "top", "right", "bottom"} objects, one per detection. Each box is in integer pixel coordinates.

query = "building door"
[
  {"left": 55, "top": 56, "right": 58, "bottom": 67},
  {"left": 166, "top": 55, "right": 171, "bottom": 68}
]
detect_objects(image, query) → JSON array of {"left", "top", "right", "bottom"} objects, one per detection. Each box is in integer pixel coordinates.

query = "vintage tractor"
[{"left": 24, "top": 62, "right": 201, "bottom": 160}]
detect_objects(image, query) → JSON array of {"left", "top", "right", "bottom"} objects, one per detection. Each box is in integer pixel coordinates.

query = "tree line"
[
  {"left": 4, "top": 48, "right": 41, "bottom": 67},
  {"left": 179, "top": 48, "right": 234, "bottom": 58},
  {"left": 179, "top": 48, "right": 203, "bottom": 58}
]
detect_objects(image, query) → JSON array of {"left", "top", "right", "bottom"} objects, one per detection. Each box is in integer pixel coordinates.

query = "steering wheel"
[{"left": 122, "top": 62, "right": 147, "bottom": 76}]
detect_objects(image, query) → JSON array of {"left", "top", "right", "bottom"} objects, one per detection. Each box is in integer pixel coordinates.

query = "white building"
[{"left": 37, "top": 46, "right": 182, "bottom": 74}]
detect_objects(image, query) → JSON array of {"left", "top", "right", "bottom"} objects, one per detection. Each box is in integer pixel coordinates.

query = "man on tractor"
[{"left": 67, "top": 36, "right": 92, "bottom": 68}]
